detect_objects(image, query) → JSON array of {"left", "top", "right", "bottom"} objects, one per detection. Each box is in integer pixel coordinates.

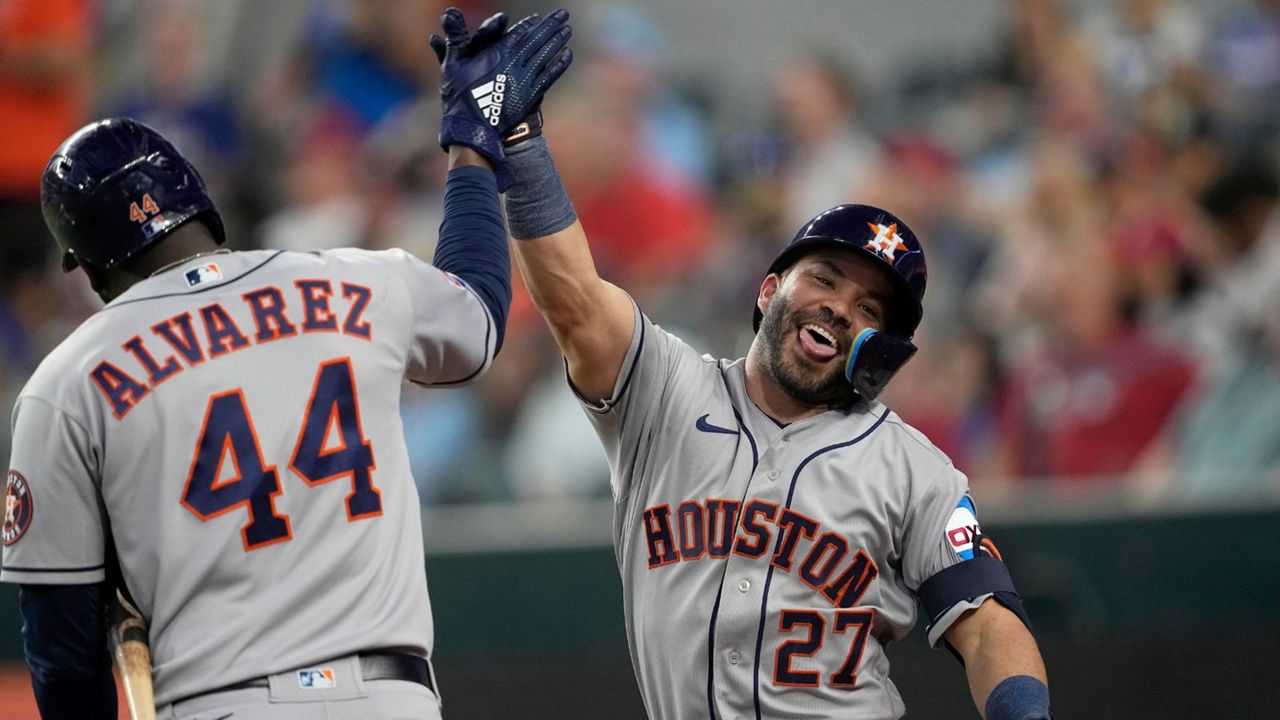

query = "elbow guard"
[{"left": 918, "top": 535, "right": 1032, "bottom": 651}]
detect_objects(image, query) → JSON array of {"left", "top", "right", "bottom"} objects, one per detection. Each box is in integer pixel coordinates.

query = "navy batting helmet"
[
  {"left": 40, "top": 118, "right": 225, "bottom": 272},
  {"left": 754, "top": 204, "right": 928, "bottom": 400}
]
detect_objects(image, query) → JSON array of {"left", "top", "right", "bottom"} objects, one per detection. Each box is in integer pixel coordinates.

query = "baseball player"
[
  {"left": 0, "top": 8, "right": 571, "bottom": 719},
  {"left": 494, "top": 10, "right": 1053, "bottom": 719}
]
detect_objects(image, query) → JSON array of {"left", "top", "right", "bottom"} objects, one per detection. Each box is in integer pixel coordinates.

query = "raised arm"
[
  {"left": 427, "top": 7, "right": 577, "bottom": 355},
  {"left": 943, "top": 599, "right": 1052, "bottom": 720},
  {"left": 429, "top": 6, "right": 629, "bottom": 402},
  {"left": 504, "top": 136, "right": 635, "bottom": 402}
]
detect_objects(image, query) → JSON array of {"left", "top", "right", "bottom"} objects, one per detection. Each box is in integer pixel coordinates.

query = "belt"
[{"left": 213, "top": 652, "right": 433, "bottom": 695}]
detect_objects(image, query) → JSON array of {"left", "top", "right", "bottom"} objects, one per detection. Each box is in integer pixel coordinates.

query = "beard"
[{"left": 756, "top": 293, "right": 859, "bottom": 411}]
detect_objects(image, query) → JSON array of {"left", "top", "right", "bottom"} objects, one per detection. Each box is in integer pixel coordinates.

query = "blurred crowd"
[{"left": 3, "top": 0, "right": 1280, "bottom": 508}]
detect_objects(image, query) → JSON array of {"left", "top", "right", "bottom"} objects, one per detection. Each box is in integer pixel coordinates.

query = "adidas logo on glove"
[{"left": 471, "top": 74, "right": 507, "bottom": 126}]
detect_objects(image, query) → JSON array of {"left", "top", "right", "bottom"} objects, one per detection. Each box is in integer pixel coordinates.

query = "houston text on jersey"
[{"left": 642, "top": 498, "right": 880, "bottom": 609}]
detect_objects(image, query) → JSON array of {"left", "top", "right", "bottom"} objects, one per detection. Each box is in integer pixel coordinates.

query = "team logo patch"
[
  {"left": 297, "top": 667, "right": 336, "bottom": 689},
  {"left": 864, "top": 222, "right": 909, "bottom": 262},
  {"left": 3, "top": 471, "right": 34, "bottom": 546},
  {"left": 944, "top": 495, "right": 981, "bottom": 560},
  {"left": 185, "top": 262, "right": 223, "bottom": 287}
]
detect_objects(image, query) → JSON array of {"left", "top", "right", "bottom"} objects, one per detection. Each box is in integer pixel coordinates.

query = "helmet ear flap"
[{"left": 844, "top": 329, "right": 917, "bottom": 401}]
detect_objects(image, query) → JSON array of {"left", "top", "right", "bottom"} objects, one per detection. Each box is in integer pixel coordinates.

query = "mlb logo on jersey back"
[
  {"left": 945, "top": 495, "right": 981, "bottom": 560},
  {"left": 297, "top": 667, "right": 336, "bottom": 689},
  {"left": 185, "top": 262, "right": 223, "bottom": 287}
]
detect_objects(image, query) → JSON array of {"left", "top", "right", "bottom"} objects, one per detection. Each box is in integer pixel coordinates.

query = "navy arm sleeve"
[
  {"left": 19, "top": 583, "right": 117, "bottom": 720},
  {"left": 433, "top": 165, "right": 511, "bottom": 354}
]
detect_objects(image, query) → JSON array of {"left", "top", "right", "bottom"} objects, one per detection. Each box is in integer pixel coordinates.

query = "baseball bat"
[{"left": 108, "top": 588, "right": 156, "bottom": 720}]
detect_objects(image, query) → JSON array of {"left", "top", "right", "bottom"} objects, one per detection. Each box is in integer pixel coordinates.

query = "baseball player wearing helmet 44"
[
  {"left": 0, "top": 8, "right": 570, "bottom": 720},
  {"left": 497, "top": 8, "right": 1053, "bottom": 720}
]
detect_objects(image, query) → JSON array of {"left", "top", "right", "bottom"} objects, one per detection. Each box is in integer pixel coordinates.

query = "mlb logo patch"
[
  {"left": 185, "top": 262, "right": 223, "bottom": 287},
  {"left": 297, "top": 667, "right": 336, "bottom": 689}
]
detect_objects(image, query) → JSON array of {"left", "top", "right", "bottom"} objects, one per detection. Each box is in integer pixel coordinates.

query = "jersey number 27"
[{"left": 180, "top": 358, "right": 380, "bottom": 550}]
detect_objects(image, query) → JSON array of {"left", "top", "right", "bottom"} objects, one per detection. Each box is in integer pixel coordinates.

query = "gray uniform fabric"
[
  {"left": 582, "top": 304, "right": 978, "bottom": 720},
  {"left": 2, "top": 248, "right": 494, "bottom": 707}
]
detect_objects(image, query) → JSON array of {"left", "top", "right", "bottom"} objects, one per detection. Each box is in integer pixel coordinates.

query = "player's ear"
[{"left": 758, "top": 273, "right": 782, "bottom": 316}]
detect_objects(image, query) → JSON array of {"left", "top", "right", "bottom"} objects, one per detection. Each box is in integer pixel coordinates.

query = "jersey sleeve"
[
  {"left": 903, "top": 466, "right": 1027, "bottom": 647},
  {"left": 575, "top": 300, "right": 698, "bottom": 501},
  {"left": 387, "top": 248, "right": 498, "bottom": 386},
  {"left": 2, "top": 397, "right": 108, "bottom": 585},
  {"left": 901, "top": 464, "right": 970, "bottom": 587}
]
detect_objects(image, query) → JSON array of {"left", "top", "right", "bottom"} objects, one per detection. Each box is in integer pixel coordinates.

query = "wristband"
[
  {"left": 503, "top": 136, "right": 577, "bottom": 239},
  {"left": 985, "top": 675, "right": 1052, "bottom": 720}
]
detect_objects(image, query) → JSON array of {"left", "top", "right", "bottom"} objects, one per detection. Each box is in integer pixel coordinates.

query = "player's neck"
[
  {"left": 127, "top": 223, "right": 224, "bottom": 278},
  {"left": 743, "top": 353, "right": 829, "bottom": 425}
]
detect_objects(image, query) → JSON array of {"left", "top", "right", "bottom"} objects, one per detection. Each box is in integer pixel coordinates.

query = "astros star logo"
[{"left": 865, "top": 222, "right": 908, "bottom": 262}]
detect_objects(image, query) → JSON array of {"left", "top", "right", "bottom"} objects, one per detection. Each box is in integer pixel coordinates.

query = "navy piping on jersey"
[
  {"left": 102, "top": 250, "right": 287, "bottom": 310},
  {"left": 705, "top": 362, "right": 760, "bottom": 720},
  {"left": 595, "top": 308, "right": 646, "bottom": 411},
  {"left": 0, "top": 563, "right": 106, "bottom": 574},
  {"left": 750, "top": 406, "right": 892, "bottom": 720}
]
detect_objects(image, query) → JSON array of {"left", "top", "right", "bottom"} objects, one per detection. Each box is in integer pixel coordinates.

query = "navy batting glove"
[{"left": 430, "top": 7, "right": 573, "bottom": 191}]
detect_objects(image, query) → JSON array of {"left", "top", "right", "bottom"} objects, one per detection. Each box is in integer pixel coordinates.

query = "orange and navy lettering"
[
  {"left": 296, "top": 279, "right": 338, "bottom": 332},
  {"left": 89, "top": 280, "right": 377, "bottom": 419},
  {"left": 242, "top": 287, "right": 298, "bottom": 343},
  {"left": 89, "top": 361, "right": 150, "bottom": 419},
  {"left": 643, "top": 498, "right": 880, "bottom": 610},
  {"left": 340, "top": 283, "right": 373, "bottom": 339},
  {"left": 200, "top": 303, "right": 251, "bottom": 358},
  {"left": 180, "top": 358, "right": 381, "bottom": 551}
]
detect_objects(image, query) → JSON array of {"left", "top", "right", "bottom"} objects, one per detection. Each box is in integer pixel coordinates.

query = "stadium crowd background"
[{"left": 4, "top": 0, "right": 1280, "bottom": 513}]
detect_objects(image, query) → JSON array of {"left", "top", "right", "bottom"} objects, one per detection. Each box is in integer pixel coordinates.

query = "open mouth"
[{"left": 797, "top": 323, "right": 840, "bottom": 360}]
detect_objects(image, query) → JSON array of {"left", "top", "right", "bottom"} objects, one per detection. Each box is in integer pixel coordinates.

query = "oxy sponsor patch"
[
  {"left": 944, "top": 495, "right": 981, "bottom": 560},
  {"left": 297, "top": 667, "right": 336, "bottom": 689},
  {"left": 3, "top": 470, "right": 33, "bottom": 546}
]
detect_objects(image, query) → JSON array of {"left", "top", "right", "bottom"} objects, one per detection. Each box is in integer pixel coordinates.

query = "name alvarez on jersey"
[
  {"left": 89, "top": 279, "right": 374, "bottom": 419},
  {"left": 642, "top": 498, "right": 878, "bottom": 609}
]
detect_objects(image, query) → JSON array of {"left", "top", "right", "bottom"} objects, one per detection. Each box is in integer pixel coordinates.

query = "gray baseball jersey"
[
  {"left": 1, "top": 248, "right": 495, "bottom": 705},
  {"left": 582, "top": 304, "right": 990, "bottom": 720}
]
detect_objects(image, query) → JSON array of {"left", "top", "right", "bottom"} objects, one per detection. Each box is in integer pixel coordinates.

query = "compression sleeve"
[
  {"left": 19, "top": 583, "right": 117, "bottom": 720},
  {"left": 433, "top": 165, "right": 511, "bottom": 353}
]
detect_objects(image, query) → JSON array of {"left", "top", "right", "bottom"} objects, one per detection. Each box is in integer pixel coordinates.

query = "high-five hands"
[{"left": 431, "top": 7, "right": 573, "bottom": 190}]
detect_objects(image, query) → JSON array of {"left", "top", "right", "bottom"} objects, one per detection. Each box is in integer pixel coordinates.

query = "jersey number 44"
[{"left": 180, "top": 357, "right": 381, "bottom": 551}]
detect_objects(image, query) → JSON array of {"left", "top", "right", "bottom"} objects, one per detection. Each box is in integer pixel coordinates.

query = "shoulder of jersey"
[
  {"left": 873, "top": 406, "right": 954, "bottom": 466},
  {"left": 18, "top": 312, "right": 119, "bottom": 408}
]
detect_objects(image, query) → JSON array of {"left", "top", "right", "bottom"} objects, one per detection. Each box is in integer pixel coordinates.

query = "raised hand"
[{"left": 430, "top": 7, "right": 573, "bottom": 190}]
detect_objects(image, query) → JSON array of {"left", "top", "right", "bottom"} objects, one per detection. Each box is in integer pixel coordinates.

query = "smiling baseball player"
[
  {"left": 492, "top": 7, "right": 1053, "bottom": 718},
  {"left": 1, "top": 8, "right": 571, "bottom": 719}
]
